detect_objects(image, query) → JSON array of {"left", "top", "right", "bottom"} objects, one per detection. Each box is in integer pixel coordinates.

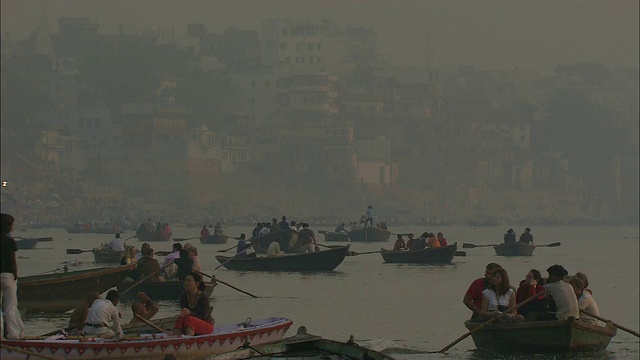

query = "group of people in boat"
[
  {"left": 135, "top": 218, "right": 173, "bottom": 237},
  {"left": 200, "top": 223, "right": 224, "bottom": 238},
  {"left": 463, "top": 262, "right": 600, "bottom": 325},
  {"left": 66, "top": 270, "right": 215, "bottom": 339},
  {"left": 503, "top": 227, "right": 534, "bottom": 245},
  {"left": 72, "top": 220, "right": 123, "bottom": 233},
  {"left": 123, "top": 242, "right": 202, "bottom": 281},
  {"left": 235, "top": 218, "right": 321, "bottom": 258},
  {"left": 392, "top": 232, "right": 449, "bottom": 251}
]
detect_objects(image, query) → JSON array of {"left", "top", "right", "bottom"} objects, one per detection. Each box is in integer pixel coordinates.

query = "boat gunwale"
[
  {"left": 20, "top": 264, "right": 135, "bottom": 285},
  {"left": 216, "top": 245, "right": 350, "bottom": 262}
]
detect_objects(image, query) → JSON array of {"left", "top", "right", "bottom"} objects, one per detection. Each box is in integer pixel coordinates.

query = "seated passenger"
[
  {"left": 479, "top": 268, "right": 525, "bottom": 322},
  {"left": 69, "top": 291, "right": 101, "bottom": 331},
  {"left": 543, "top": 265, "right": 579, "bottom": 321},
  {"left": 173, "top": 272, "right": 214, "bottom": 336},
  {"left": 236, "top": 233, "right": 253, "bottom": 258},
  {"left": 175, "top": 249, "right": 193, "bottom": 281},
  {"left": 409, "top": 233, "right": 427, "bottom": 251},
  {"left": 393, "top": 234, "right": 406, "bottom": 250},
  {"left": 503, "top": 229, "right": 516, "bottom": 244},
  {"left": 426, "top": 233, "right": 441, "bottom": 249},
  {"left": 334, "top": 223, "right": 347, "bottom": 233},
  {"left": 134, "top": 247, "right": 163, "bottom": 282},
  {"left": 437, "top": 232, "right": 448, "bottom": 247},
  {"left": 405, "top": 233, "right": 416, "bottom": 249},
  {"left": 267, "top": 236, "right": 285, "bottom": 257},
  {"left": 568, "top": 275, "right": 601, "bottom": 325},
  {"left": 516, "top": 269, "right": 546, "bottom": 320},
  {"left": 83, "top": 290, "right": 123, "bottom": 339},
  {"left": 120, "top": 246, "right": 138, "bottom": 265}
]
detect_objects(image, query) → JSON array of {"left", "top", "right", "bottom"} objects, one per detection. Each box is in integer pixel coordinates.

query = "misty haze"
[{"left": 1, "top": 0, "right": 638, "bottom": 228}]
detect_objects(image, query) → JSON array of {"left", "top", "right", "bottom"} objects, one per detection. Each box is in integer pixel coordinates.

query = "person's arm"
[
  {"left": 507, "top": 291, "right": 518, "bottom": 313},
  {"left": 139, "top": 292, "right": 158, "bottom": 320},
  {"left": 110, "top": 304, "right": 123, "bottom": 337},
  {"left": 478, "top": 293, "right": 493, "bottom": 317},
  {"left": 463, "top": 285, "right": 482, "bottom": 315},
  {"left": 10, "top": 239, "right": 18, "bottom": 279}
]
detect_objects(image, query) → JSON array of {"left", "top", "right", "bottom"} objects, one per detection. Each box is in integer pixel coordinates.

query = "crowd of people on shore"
[{"left": 463, "top": 262, "right": 600, "bottom": 325}]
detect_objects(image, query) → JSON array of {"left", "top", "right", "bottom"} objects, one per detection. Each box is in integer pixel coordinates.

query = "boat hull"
[
  {"left": 493, "top": 242, "right": 536, "bottom": 256},
  {"left": 380, "top": 243, "right": 457, "bottom": 264},
  {"left": 18, "top": 265, "right": 134, "bottom": 313},
  {"left": 92, "top": 250, "right": 122, "bottom": 264},
  {"left": 215, "top": 245, "right": 350, "bottom": 271},
  {"left": 323, "top": 232, "right": 349, "bottom": 242},
  {"left": 137, "top": 230, "right": 171, "bottom": 242},
  {"left": 1, "top": 317, "right": 293, "bottom": 360},
  {"left": 15, "top": 237, "right": 51, "bottom": 250},
  {"left": 348, "top": 227, "right": 390, "bottom": 242},
  {"left": 116, "top": 279, "right": 215, "bottom": 301},
  {"left": 465, "top": 318, "right": 616, "bottom": 354},
  {"left": 250, "top": 228, "right": 299, "bottom": 254},
  {"left": 200, "top": 234, "right": 229, "bottom": 244}
]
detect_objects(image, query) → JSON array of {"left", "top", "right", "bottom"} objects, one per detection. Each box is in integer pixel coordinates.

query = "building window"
[
  {"left": 78, "top": 118, "right": 84, "bottom": 128},
  {"left": 265, "top": 81, "right": 270, "bottom": 88},
  {"left": 280, "top": 42, "right": 287, "bottom": 50},
  {"left": 251, "top": 81, "right": 256, "bottom": 88},
  {"left": 296, "top": 43, "right": 302, "bottom": 50},
  {"left": 307, "top": 43, "right": 314, "bottom": 51}
]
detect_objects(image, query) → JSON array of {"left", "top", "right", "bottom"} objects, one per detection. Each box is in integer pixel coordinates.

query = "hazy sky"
[{"left": 2, "top": 0, "right": 638, "bottom": 71}]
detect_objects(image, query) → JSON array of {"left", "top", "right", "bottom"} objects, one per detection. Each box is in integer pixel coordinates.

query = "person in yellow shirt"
[{"left": 427, "top": 233, "right": 441, "bottom": 248}]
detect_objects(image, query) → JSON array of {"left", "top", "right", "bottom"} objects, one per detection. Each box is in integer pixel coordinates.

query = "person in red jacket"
[{"left": 516, "top": 269, "right": 546, "bottom": 320}]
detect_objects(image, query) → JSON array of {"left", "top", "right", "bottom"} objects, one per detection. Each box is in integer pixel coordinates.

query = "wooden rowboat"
[
  {"left": 323, "top": 232, "right": 349, "bottom": 242},
  {"left": 137, "top": 229, "right": 171, "bottom": 242},
  {"left": 91, "top": 249, "right": 122, "bottom": 264},
  {"left": 493, "top": 242, "right": 536, "bottom": 256},
  {"left": 380, "top": 243, "right": 458, "bottom": 264},
  {"left": 1, "top": 317, "right": 293, "bottom": 360},
  {"left": 18, "top": 264, "right": 134, "bottom": 313},
  {"left": 201, "top": 325, "right": 394, "bottom": 360},
  {"left": 215, "top": 245, "right": 350, "bottom": 271},
  {"left": 116, "top": 278, "right": 215, "bottom": 301},
  {"left": 14, "top": 237, "right": 53, "bottom": 250},
  {"left": 348, "top": 227, "right": 390, "bottom": 242},
  {"left": 200, "top": 233, "right": 229, "bottom": 244},
  {"left": 251, "top": 228, "right": 299, "bottom": 254},
  {"left": 465, "top": 317, "right": 616, "bottom": 354}
]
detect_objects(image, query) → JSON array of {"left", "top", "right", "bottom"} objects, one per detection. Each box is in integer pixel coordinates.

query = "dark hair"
[
  {"left": 485, "top": 263, "right": 502, "bottom": 272},
  {"left": 106, "top": 289, "right": 120, "bottom": 303},
  {"left": 575, "top": 272, "right": 589, "bottom": 288},
  {"left": 568, "top": 276, "right": 585, "bottom": 291},
  {"left": 173, "top": 243, "right": 183, "bottom": 251},
  {"left": 188, "top": 271, "right": 206, "bottom": 291},
  {"left": 529, "top": 269, "right": 542, "bottom": 282},
  {"left": 1, "top": 213, "right": 15, "bottom": 234},
  {"left": 547, "top": 264, "right": 568, "bottom": 278},
  {"left": 397, "top": 234, "right": 403, "bottom": 239},
  {"left": 489, "top": 268, "right": 512, "bottom": 296}
]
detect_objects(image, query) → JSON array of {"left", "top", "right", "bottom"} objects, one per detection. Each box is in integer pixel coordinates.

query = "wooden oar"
[
  {"left": 173, "top": 236, "right": 200, "bottom": 242},
  {"left": 438, "top": 291, "right": 543, "bottom": 353},
  {"left": 580, "top": 310, "right": 639, "bottom": 338},
  {"left": 455, "top": 251, "right": 466, "bottom": 257},
  {"left": 120, "top": 261, "right": 174, "bottom": 296},
  {"left": 214, "top": 245, "right": 254, "bottom": 271},
  {"left": 217, "top": 242, "right": 242, "bottom": 253},
  {"left": 347, "top": 250, "right": 382, "bottom": 256},
  {"left": 536, "top": 242, "right": 561, "bottom": 247},
  {"left": 462, "top": 243, "right": 499, "bottom": 249},
  {"left": 124, "top": 234, "right": 137, "bottom": 241},
  {"left": 134, "top": 314, "right": 166, "bottom": 334},
  {"left": 66, "top": 248, "right": 94, "bottom": 254},
  {"left": 15, "top": 237, "right": 53, "bottom": 242},
  {"left": 196, "top": 271, "right": 259, "bottom": 299}
]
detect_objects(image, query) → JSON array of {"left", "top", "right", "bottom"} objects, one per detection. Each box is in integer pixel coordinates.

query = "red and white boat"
[{"left": 1, "top": 317, "right": 292, "bottom": 360}]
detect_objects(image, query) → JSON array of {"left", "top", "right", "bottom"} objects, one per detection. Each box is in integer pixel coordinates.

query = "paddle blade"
[
  {"left": 66, "top": 249, "right": 87, "bottom": 255},
  {"left": 37, "top": 237, "right": 53, "bottom": 242},
  {"left": 455, "top": 251, "right": 466, "bottom": 257},
  {"left": 318, "top": 230, "right": 328, "bottom": 234},
  {"left": 546, "top": 242, "right": 561, "bottom": 247},
  {"left": 346, "top": 251, "right": 358, "bottom": 256},
  {"left": 173, "top": 238, "right": 185, "bottom": 242},
  {"left": 462, "top": 243, "right": 478, "bottom": 249}
]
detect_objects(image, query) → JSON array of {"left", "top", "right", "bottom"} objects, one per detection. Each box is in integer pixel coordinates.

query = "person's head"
[
  {"left": 179, "top": 249, "right": 190, "bottom": 260},
  {"left": 575, "top": 272, "right": 589, "bottom": 289},
  {"left": 184, "top": 271, "right": 206, "bottom": 292},
  {"left": 437, "top": 232, "right": 444, "bottom": 238},
  {"left": 485, "top": 263, "right": 502, "bottom": 280},
  {"left": 202, "top": 225, "right": 207, "bottom": 229},
  {"left": 368, "top": 205, "right": 372, "bottom": 209},
  {"left": 141, "top": 243, "right": 151, "bottom": 251},
  {"left": 396, "top": 234, "right": 403, "bottom": 240},
  {"left": 547, "top": 264, "right": 569, "bottom": 282},
  {"left": 106, "top": 290, "right": 120, "bottom": 306},
  {"left": 272, "top": 218, "right": 278, "bottom": 223},
  {"left": 141, "top": 246, "right": 152, "bottom": 257},
  {"left": 187, "top": 246, "right": 198, "bottom": 257},
  {"left": 420, "top": 232, "right": 429, "bottom": 238},
  {"left": 303, "top": 223, "right": 309, "bottom": 228},
  {"left": 290, "top": 221, "right": 296, "bottom": 227},
  {"left": 240, "top": 233, "right": 246, "bottom": 240},
  {"left": 526, "top": 269, "right": 542, "bottom": 283},
  {"left": 256, "top": 222, "right": 261, "bottom": 227},
  {"left": 568, "top": 276, "right": 585, "bottom": 297},
  {"left": 85, "top": 291, "right": 101, "bottom": 306},
  {"left": 525, "top": 227, "right": 531, "bottom": 233},
  {"left": 408, "top": 233, "right": 414, "bottom": 239},
  {"left": 131, "top": 301, "right": 147, "bottom": 316},
  {"left": 115, "top": 233, "right": 121, "bottom": 238},
  {"left": 1, "top": 213, "right": 15, "bottom": 234},
  {"left": 490, "top": 268, "right": 511, "bottom": 295},
  {"left": 172, "top": 243, "right": 183, "bottom": 252},
  {"left": 507, "top": 228, "right": 514, "bottom": 234},
  {"left": 126, "top": 246, "right": 137, "bottom": 257},
  {"left": 282, "top": 216, "right": 287, "bottom": 221}
]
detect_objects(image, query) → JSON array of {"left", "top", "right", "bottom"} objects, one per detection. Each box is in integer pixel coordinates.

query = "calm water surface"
[{"left": 14, "top": 225, "right": 640, "bottom": 359}]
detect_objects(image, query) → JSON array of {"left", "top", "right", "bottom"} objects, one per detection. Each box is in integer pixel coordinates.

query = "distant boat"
[
  {"left": 493, "top": 242, "right": 536, "bottom": 256},
  {"left": 348, "top": 227, "right": 390, "bottom": 242},
  {"left": 14, "top": 237, "right": 52, "bottom": 250},
  {"left": 323, "top": 231, "right": 349, "bottom": 242},
  {"left": 137, "top": 229, "right": 171, "bottom": 242},
  {"left": 215, "top": 245, "right": 350, "bottom": 272},
  {"left": 380, "top": 243, "right": 458, "bottom": 264},
  {"left": 200, "top": 233, "right": 229, "bottom": 244},
  {"left": 92, "top": 248, "right": 123, "bottom": 264}
]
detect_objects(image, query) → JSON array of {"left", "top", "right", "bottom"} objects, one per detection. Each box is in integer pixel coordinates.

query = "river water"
[{"left": 13, "top": 224, "right": 640, "bottom": 359}]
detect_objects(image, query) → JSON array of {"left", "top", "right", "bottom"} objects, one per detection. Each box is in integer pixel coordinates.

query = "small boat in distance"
[
  {"left": 493, "top": 242, "right": 536, "bottom": 256},
  {"left": 323, "top": 231, "right": 349, "bottom": 242},
  {"left": 348, "top": 226, "right": 390, "bottom": 242},
  {"left": 92, "top": 248, "right": 123, "bottom": 264},
  {"left": 465, "top": 317, "right": 616, "bottom": 354},
  {"left": 200, "top": 233, "right": 229, "bottom": 244},
  {"left": 137, "top": 229, "right": 171, "bottom": 242},
  {"left": 14, "top": 237, "right": 52, "bottom": 250},
  {"left": 380, "top": 243, "right": 458, "bottom": 264},
  {"left": 215, "top": 245, "right": 350, "bottom": 271}
]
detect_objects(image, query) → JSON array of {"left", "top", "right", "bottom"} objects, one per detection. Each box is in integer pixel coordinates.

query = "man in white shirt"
[
  {"left": 83, "top": 290, "right": 123, "bottom": 338},
  {"left": 266, "top": 237, "right": 285, "bottom": 257},
  {"left": 160, "top": 243, "right": 182, "bottom": 279},
  {"left": 108, "top": 233, "right": 125, "bottom": 252},
  {"left": 258, "top": 223, "right": 270, "bottom": 236},
  {"left": 544, "top": 265, "right": 579, "bottom": 321}
]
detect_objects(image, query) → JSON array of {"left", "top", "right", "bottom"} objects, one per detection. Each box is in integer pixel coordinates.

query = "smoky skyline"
[{"left": 2, "top": 0, "right": 638, "bottom": 72}]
